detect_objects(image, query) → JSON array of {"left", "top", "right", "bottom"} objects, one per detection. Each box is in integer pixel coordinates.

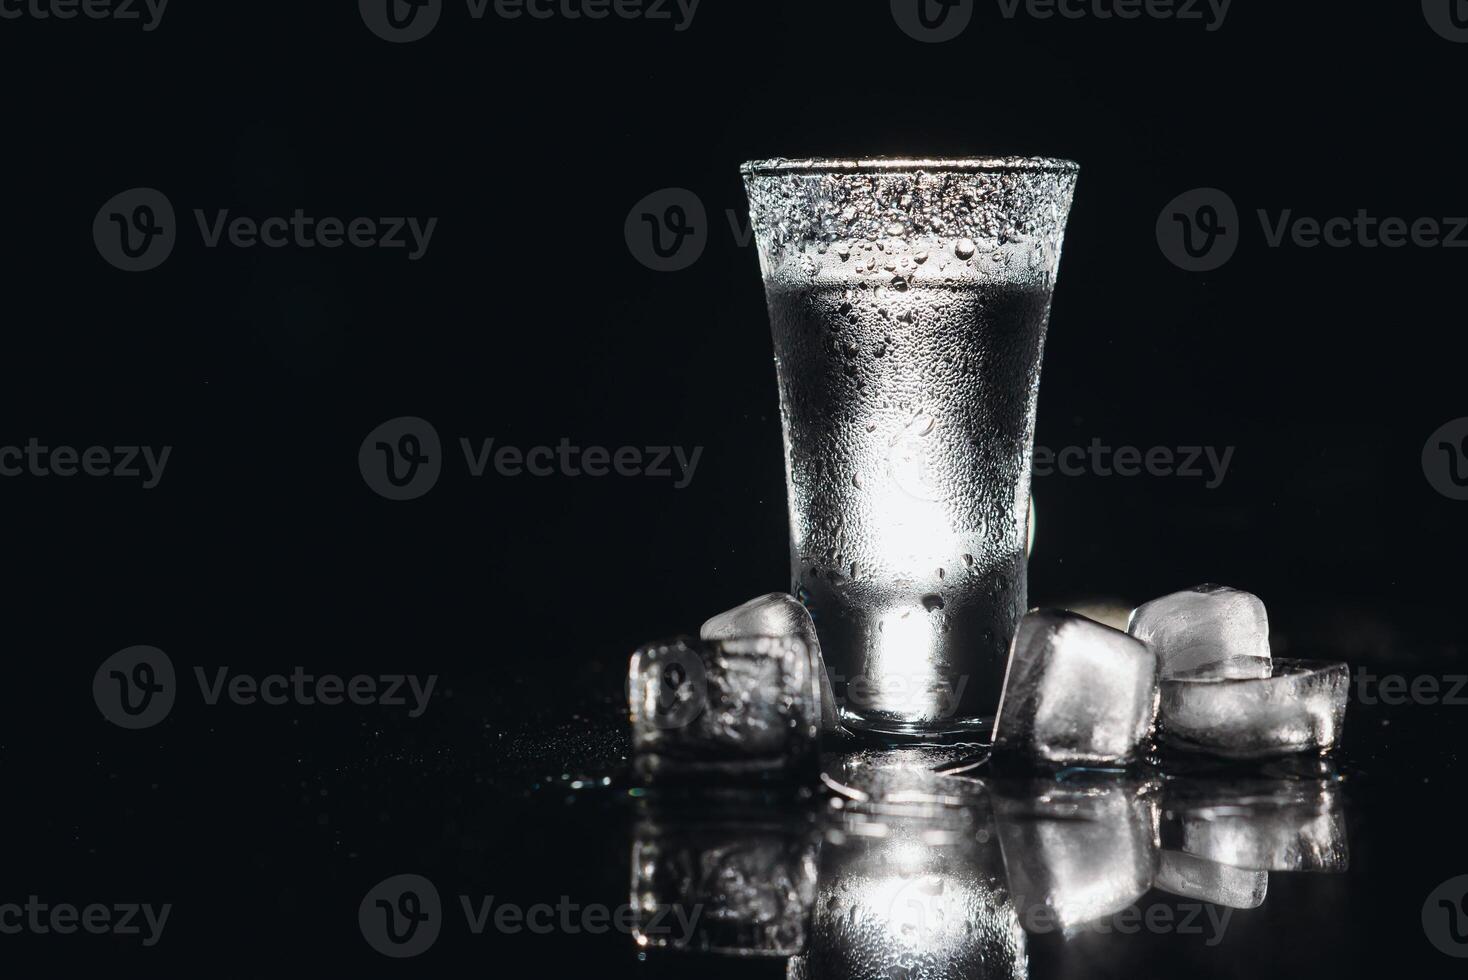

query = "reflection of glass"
[
  {"left": 807, "top": 753, "right": 1027, "bottom": 980},
  {"left": 630, "top": 755, "right": 1351, "bottom": 969},
  {"left": 742, "top": 158, "right": 1078, "bottom": 736},
  {"left": 630, "top": 800, "right": 820, "bottom": 956}
]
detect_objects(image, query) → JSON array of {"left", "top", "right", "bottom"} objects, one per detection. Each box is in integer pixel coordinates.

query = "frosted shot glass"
[{"left": 742, "top": 157, "right": 1078, "bottom": 737}]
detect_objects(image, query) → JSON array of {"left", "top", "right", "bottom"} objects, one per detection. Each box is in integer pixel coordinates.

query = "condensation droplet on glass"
[{"left": 955, "top": 238, "right": 977, "bottom": 260}]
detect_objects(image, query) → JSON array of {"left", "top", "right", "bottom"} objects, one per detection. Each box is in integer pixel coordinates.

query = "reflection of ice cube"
[
  {"left": 993, "top": 610, "right": 1159, "bottom": 765},
  {"left": 1128, "top": 584, "right": 1272, "bottom": 679},
  {"left": 631, "top": 803, "right": 820, "bottom": 956},
  {"left": 1153, "top": 850, "right": 1268, "bottom": 909},
  {"left": 991, "top": 776, "right": 1160, "bottom": 935},
  {"left": 702, "top": 593, "right": 840, "bottom": 736},
  {"left": 1162, "top": 778, "right": 1348, "bottom": 872},
  {"left": 1158, "top": 659, "right": 1349, "bottom": 759},
  {"left": 628, "top": 636, "right": 821, "bottom": 781}
]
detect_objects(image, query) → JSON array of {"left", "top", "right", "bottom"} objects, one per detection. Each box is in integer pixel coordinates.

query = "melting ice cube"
[
  {"left": 993, "top": 609, "right": 1159, "bottom": 765},
  {"left": 628, "top": 635, "right": 821, "bottom": 781},
  {"left": 1158, "top": 659, "right": 1349, "bottom": 759},
  {"left": 1128, "top": 584, "right": 1272, "bottom": 680},
  {"left": 702, "top": 593, "right": 841, "bottom": 736}
]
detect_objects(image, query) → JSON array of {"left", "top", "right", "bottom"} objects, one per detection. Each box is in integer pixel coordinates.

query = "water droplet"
[
  {"left": 955, "top": 238, "right": 977, "bottom": 260},
  {"left": 922, "top": 594, "right": 945, "bottom": 612},
  {"left": 913, "top": 250, "right": 929, "bottom": 264},
  {"left": 886, "top": 221, "right": 905, "bottom": 237}
]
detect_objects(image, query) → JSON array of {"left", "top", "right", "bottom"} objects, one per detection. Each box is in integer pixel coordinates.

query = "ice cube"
[
  {"left": 628, "top": 635, "right": 821, "bottom": 781},
  {"left": 631, "top": 801, "right": 820, "bottom": 956},
  {"left": 702, "top": 593, "right": 840, "bottom": 736},
  {"left": 1128, "top": 584, "right": 1272, "bottom": 679},
  {"left": 1162, "top": 777, "right": 1348, "bottom": 872},
  {"left": 992, "top": 610, "right": 1159, "bottom": 765},
  {"left": 1153, "top": 850, "right": 1268, "bottom": 909},
  {"left": 1158, "top": 659, "right": 1349, "bottom": 758},
  {"left": 991, "top": 776, "right": 1160, "bottom": 934}
]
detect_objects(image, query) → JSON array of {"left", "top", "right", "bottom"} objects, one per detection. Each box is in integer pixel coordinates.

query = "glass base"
[{"left": 838, "top": 713, "right": 993, "bottom": 747}]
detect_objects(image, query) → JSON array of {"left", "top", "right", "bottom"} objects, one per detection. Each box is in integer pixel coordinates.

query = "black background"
[{"left": 3, "top": 0, "right": 1467, "bottom": 975}]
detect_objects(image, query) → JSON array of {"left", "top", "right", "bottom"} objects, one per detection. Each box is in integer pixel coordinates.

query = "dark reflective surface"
[{"left": 15, "top": 602, "right": 1467, "bottom": 977}]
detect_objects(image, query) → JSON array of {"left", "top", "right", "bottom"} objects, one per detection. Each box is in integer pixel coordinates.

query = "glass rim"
[{"left": 740, "top": 156, "right": 1079, "bottom": 176}]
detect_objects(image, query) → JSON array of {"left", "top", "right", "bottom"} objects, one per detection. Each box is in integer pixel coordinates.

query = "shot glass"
[{"left": 741, "top": 157, "right": 1078, "bottom": 736}]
